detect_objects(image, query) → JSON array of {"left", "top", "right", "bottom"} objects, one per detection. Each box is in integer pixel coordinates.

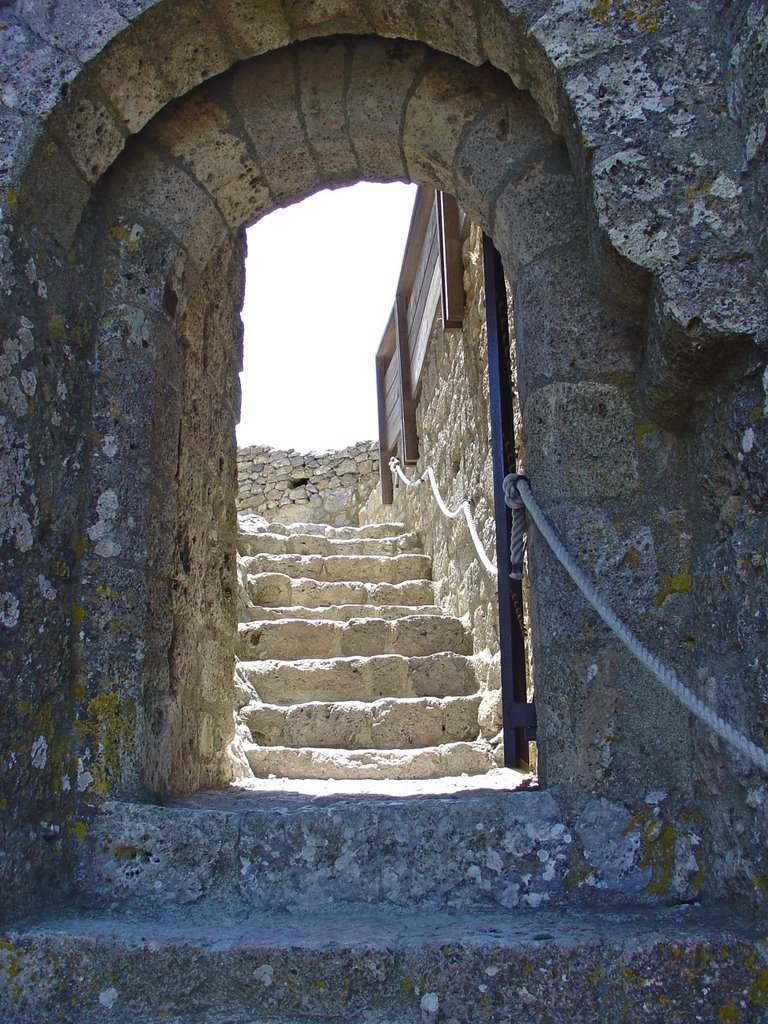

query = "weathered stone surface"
[
  {"left": 238, "top": 528, "right": 420, "bottom": 557},
  {"left": 246, "top": 739, "right": 497, "bottom": 779},
  {"left": 242, "top": 551, "right": 432, "bottom": 584},
  {"left": 247, "top": 572, "right": 436, "bottom": 609},
  {"left": 2, "top": 902, "right": 766, "bottom": 1023},
  {"left": 239, "top": 652, "right": 478, "bottom": 704},
  {"left": 238, "top": 614, "right": 469, "bottom": 660},
  {"left": 243, "top": 601, "right": 441, "bottom": 622},
  {"left": 242, "top": 694, "right": 481, "bottom": 749}
]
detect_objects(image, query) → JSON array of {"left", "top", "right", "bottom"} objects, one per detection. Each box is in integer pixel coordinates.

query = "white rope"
[
  {"left": 508, "top": 476, "right": 768, "bottom": 773},
  {"left": 390, "top": 457, "right": 498, "bottom": 577}
]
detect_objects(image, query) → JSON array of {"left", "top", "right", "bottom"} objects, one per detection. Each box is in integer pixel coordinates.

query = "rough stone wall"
[
  {"left": 237, "top": 441, "right": 378, "bottom": 526},
  {"left": 363, "top": 222, "right": 507, "bottom": 742},
  {"left": 0, "top": 0, "right": 766, "bottom": 920}
]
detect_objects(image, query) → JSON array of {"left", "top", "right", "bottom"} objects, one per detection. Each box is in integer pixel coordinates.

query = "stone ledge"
[{"left": 1, "top": 905, "right": 765, "bottom": 1023}]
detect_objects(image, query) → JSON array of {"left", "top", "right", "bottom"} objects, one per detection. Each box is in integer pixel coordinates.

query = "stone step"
[
  {"left": 74, "top": 789, "right": 558, "bottom": 915},
  {"left": 245, "top": 739, "right": 497, "bottom": 779},
  {"left": 238, "top": 530, "right": 421, "bottom": 557},
  {"left": 239, "top": 516, "right": 408, "bottom": 540},
  {"left": 241, "top": 694, "right": 482, "bottom": 749},
  {"left": 70, "top": 788, "right": 712, "bottom": 918},
  {"left": 241, "top": 552, "right": 432, "bottom": 584},
  {"left": 237, "top": 614, "right": 470, "bottom": 660},
  {"left": 246, "top": 573, "right": 435, "bottom": 609},
  {"left": 3, "top": 904, "right": 763, "bottom": 1023},
  {"left": 241, "top": 602, "right": 442, "bottom": 623},
  {"left": 238, "top": 652, "right": 477, "bottom": 705}
]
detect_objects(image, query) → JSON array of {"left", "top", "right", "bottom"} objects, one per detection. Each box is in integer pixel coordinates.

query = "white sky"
[{"left": 237, "top": 182, "right": 418, "bottom": 452}]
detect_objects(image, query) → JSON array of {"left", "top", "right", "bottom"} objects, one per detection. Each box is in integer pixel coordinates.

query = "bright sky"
[{"left": 237, "top": 182, "right": 418, "bottom": 452}]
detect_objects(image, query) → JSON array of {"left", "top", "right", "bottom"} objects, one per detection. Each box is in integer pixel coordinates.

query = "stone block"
[
  {"left": 297, "top": 39, "right": 359, "bottom": 183},
  {"left": 47, "top": 75, "right": 128, "bottom": 184},
  {"left": 212, "top": 0, "right": 291, "bottom": 58},
  {"left": 492, "top": 143, "right": 585, "bottom": 273},
  {"left": 284, "top": 0, "right": 373, "bottom": 37},
  {"left": 522, "top": 382, "right": 639, "bottom": 505},
  {"left": 231, "top": 50, "right": 318, "bottom": 205},
  {"left": 18, "top": 0, "right": 129, "bottom": 63},
  {"left": 403, "top": 57, "right": 502, "bottom": 191},
  {"left": 514, "top": 244, "right": 639, "bottom": 395},
  {"left": 0, "top": 20, "right": 81, "bottom": 119},
  {"left": 455, "top": 92, "right": 547, "bottom": 225},
  {"left": 92, "top": 27, "right": 174, "bottom": 134}
]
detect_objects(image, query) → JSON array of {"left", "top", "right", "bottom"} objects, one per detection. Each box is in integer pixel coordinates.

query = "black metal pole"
[{"left": 482, "top": 234, "right": 532, "bottom": 769}]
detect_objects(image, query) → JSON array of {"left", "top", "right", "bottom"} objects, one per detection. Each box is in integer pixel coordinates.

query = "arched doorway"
[{"left": 5, "top": 0, "right": 758, "bottom": 921}]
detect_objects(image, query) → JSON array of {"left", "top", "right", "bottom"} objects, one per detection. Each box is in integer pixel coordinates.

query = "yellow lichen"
[
  {"left": 75, "top": 681, "right": 136, "bottom": 795},
  {"left": 70, "top": 533, "right": 86, "bottom": 558},
  {"left": 654, "top": 572, "right": 692, "bottom": 609},
  {"left": 71, "top": 820, "right": 87, "bottom": 840},
  {"left": 748, "top": 967, "right": 768, "bottom": 1009},
  {"left": 589, "top": 0, "right": 662, "bottom": 30},
  {"left": 635, "top": 422, "right": 658, "bottom": 442},
  {"left": 48, "top": 315, "right": 67, "bottom": 343}
]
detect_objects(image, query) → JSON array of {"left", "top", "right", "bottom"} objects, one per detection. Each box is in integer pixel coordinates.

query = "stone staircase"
[
  {"left": 233, "top": 516, "right": 499, "bottom": 781},
  {"left": 2, "top": 521, "right": 766, "bottom": 1022}
]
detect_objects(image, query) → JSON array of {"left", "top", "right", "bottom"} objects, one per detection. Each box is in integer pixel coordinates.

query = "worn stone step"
[
  {"left": 237, "top": 614, "right": 469, "bottom": 660},
  {"left": 4, "top": 904, "right": 763, "bottom": 1023},
  {"left": 245, "top": 739, "right": 497, "bottom": 779},
  {"left": 246, "top": 573, "right": 436, "bottom": 609},
  {"left": 70, "top": 788, "right": 715, "bottom": 919},
  {"left": 238, "top": 530, "right": 421, "bottom": 557},
  {"left": 241, "top": 552, "right": 432, "bottom": 584},
  {"left": 241, "top": 694, "right": 482, "bottom": 749},
  {"left": 241, "top": 602, "right": 442, "bottom": 623},
  {"left": 238, "top": 652, "right": 477, "bottom": 705},
  {"left": 239, "top": 516, "right": 408, "bottom": 540}
]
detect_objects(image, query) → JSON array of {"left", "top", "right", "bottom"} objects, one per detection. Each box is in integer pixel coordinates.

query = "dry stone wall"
[{"left": 237, "top": 441, "right": 378, "bottom": 526}]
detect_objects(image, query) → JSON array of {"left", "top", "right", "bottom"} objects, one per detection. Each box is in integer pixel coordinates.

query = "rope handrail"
[
  {"left": 503, "top": 473, "right": 768, "bottom": 773},
  {"left": 389, "top": 457, "right": 498, "bottom": 577}
]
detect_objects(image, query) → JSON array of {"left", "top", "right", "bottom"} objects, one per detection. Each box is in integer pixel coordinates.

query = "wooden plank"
[
  {"left": 406, "top": 212, "right": 438, "bottom": 341},
  {"left": 410, "top": 259, "right": 441, "bottom": 392},
  {"left": 375, "top": 353, "right": 394, "bottom": 505},
  {"left": 397, "top": 187, "right": 436, "bottom": 296},
  {"left": 395, "top": 294, "right": 419, "bottom": 464},
  {"left": 437, "top": 192, "right": 465, "bottom": 328}
]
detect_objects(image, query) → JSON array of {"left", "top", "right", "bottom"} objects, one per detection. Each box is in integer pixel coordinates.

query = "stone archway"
[
  {"left": 2, "top": 0, "right": 766, "bottom": 923},
  {"left": 61, "top": 32, "right": 693, "bottom": 806}
]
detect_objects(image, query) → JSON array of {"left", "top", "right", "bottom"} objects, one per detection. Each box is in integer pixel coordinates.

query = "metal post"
[{"left": 482, "top": 233, "right": 534, "bottom": 769}]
